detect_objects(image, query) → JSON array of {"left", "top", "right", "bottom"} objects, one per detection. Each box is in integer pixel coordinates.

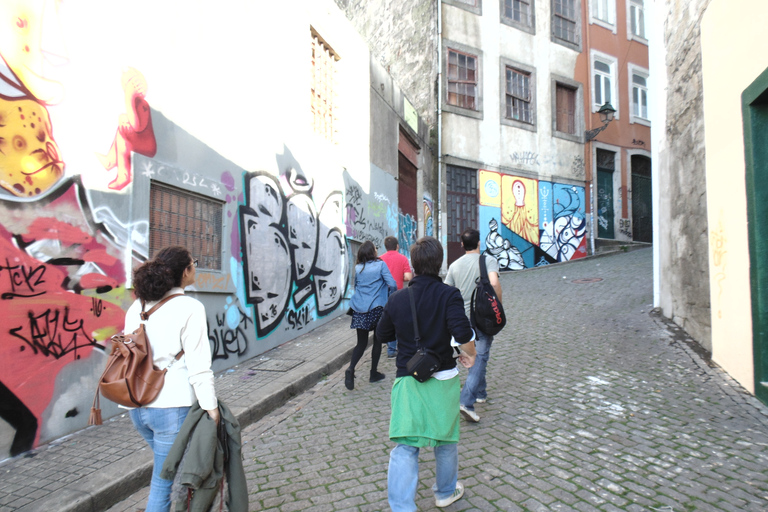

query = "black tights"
[{"left": 349, "top": 329, "right": 381, "bottom": 374}]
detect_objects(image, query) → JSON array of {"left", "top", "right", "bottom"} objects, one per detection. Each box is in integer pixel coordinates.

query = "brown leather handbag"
[{"left": 89, "top": 294, "right": 184, "bottom": 425}]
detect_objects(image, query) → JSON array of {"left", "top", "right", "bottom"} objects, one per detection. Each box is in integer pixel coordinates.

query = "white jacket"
[{"left": 123, "top": 287, "right": 217, "bottom": 410}]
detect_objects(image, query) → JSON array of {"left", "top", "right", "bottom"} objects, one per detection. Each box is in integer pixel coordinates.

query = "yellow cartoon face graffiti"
[{"left": 0, "top": 98, "right": 64, "bottom": 197}]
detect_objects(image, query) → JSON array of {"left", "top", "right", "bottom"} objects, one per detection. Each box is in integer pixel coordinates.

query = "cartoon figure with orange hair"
[
  {"left": 96, "top": 68, "right": 157, "bottom": 190},
  {"left": 502, "top": 179, "right": 539, "bottom": 245}
]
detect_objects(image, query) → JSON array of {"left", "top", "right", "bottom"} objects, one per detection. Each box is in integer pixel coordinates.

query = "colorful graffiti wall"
[
  {"left": 343, "top": 166, "right": 399, "bottom": 253},
  {"left": 479, "top": 170, "right": 587, "bottom": 270},
  {"left": 0, "top": 0, "right": 377, "bottom": 460}
]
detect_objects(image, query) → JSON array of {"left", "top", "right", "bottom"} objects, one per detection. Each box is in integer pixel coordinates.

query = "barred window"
[{"left": 149, "top": 182, "right": 223, "bottom": 270}]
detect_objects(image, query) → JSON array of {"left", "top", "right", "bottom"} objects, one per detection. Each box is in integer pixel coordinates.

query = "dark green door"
[
  {"left": 597, "top": 169, "right": 614, "bottom": 239},
  {"left": 743, "top": 68, "right": 768, "bottom": 406},
  {"left": 631, "top": 155, "right": 652, "bottom": 243}
]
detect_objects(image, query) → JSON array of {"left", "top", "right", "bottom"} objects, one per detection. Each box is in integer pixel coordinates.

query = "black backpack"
[{"left": 471, "top": 256, "right": 506, "bottom": 335}]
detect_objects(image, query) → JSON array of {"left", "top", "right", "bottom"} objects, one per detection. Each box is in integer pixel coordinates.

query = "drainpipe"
[
  {"left": 590, "top": 181, "right": 595, "bottom": 255},
  {"left": 437, "top": 0, "right": 445, "bottom": 269},
  {"left": 584, "top": 3, "right": 595, "bottom": 256}
]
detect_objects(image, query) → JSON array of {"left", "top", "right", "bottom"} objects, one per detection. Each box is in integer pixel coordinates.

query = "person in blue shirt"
[{"left": 346, "top": 240, "right": 397, "bottom": 390}]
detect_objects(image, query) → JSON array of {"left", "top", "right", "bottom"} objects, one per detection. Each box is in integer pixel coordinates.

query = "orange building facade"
[{"left": 576, "top": 0, "right": 652, "bottom": 245}]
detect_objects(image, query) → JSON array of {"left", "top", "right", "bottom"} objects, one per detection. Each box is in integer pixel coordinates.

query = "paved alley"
[{"left": 108, "top": 248, "right": 768, "bottom": 511}]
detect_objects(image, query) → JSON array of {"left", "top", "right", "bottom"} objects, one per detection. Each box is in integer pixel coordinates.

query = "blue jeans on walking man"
[
  {"left": 388, "top": 443, "right": 459, "bottom": 512},
  {"left": 387, "top": 340, "right": 397, "bottom": 356},
  {"left": 460, "top": 330, "right": 493, "bottom": 411}
]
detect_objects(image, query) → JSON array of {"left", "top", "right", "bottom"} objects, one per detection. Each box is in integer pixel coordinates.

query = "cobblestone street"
[{"left": 109, "top": 248, "right": 768, "bottom": 511}]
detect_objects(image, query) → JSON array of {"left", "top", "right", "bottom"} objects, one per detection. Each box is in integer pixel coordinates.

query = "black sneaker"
[
  {"left": 345, "top": 369, "right": 354, "bottom": 390},
  {"left": 369, "top": 371, "right": 386, "bottom": 383}
]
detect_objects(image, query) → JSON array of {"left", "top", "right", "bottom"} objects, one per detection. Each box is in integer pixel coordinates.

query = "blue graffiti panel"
[{"left": 538, "top": 181, "right": 553, "bottom": 231}]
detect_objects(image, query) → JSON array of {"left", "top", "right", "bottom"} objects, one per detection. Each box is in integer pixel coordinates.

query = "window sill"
[
  {"left": 630, "top": 116, "right": 651, "bottom": 127},
  {"left": 589, "top": 17, "right": 617, "bottom": 34},
  {"left": 443, "top": 103, "right": 484, "bottom": 120},
  {"left": 501, "top": 117, "right": 536, "bottom": 132},
  {"left": 553, "top": 130, "right": 583, "bottom": 144}
]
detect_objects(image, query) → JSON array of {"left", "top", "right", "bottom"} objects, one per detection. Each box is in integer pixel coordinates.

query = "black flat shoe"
[
  {"left": 369, "top": 371, "right": 385, "bottom": 383},
  {"left": 345, "top": 369, "right": 355, "bottom": 390}
]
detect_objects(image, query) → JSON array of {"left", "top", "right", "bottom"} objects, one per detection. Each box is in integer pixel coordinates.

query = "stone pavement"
[{"left": 6, "top": 247, "right": 768, "bottom": 511}]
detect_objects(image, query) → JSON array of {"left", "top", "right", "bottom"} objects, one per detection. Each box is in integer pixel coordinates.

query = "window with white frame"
[
  {"left": 629, "top": 0, "right": 645, "bottom": 39},
  {"left": 591, "top": 0, "right": 615, "bottom": 26},
  {"left": 630, "top": 65, "right": 649, "bottom": 123},
  {"left": 592, "top": 53, "right": 617, "bottom": 112}
]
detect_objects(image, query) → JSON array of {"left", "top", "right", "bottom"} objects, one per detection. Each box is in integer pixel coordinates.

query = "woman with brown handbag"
[{"left": 125, "top": 246, "right": 219, "bottom": 512}]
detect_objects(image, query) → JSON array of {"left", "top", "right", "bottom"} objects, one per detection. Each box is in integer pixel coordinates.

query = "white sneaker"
[
  {"left": 459, "top": 405, "right": 480, "bottom": 422},
  {"left": 435, "top": 482, "right": 465, "bottom": 508},
  {"left": 475, "top": 397, "right": 487, "bottom": 404}
]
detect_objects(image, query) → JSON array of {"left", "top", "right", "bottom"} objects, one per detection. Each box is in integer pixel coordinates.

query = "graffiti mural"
[
  {"left": 345, "top": 184, "right": 397, "bottom": 250},
  {"left": 0, "top": 0, "right": 404, "bottom": 461},
  {"left": 95, "top": 68, "right": 157, "bottom": 191},
  {"left": 423, "top": 193, "right": 434, "bottom": 238},
  {"left": 479, "top": 170, "right": 587, "bottom": 270},
  {"left": 240, "top": 164, "right": 349, "bottom": 338},
  {"left": 398, "top": 210, "right": 417, "bottom": 258},
  {"left": 0, "top": 206, "right": 125, "bottom": 456}
]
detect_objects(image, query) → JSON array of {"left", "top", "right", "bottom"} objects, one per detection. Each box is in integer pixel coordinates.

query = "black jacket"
[{"left": 376, "top": 274, "right": 474, "bottom": 377}]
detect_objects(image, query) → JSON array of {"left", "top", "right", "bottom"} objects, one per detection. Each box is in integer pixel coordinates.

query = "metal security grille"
[
  {"left": 446, "top": 165, "right": 478, "bottom": 264},
  {"left": 447, "top": 165, "right": 478, "bottom": 241},
  {"left": 311, "top": 29, "right": 339, "bottom": 143},
  {"left": 149, "top": 182, "right": 223, "bottom": 270}
]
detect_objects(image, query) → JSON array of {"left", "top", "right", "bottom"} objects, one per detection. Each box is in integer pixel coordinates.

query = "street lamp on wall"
[{"left": 585, "top": 102, "right": 617, "bottom": 142}]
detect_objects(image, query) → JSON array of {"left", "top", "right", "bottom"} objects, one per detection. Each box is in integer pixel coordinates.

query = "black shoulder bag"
[{"left": 404, "top": 287, "right": 442, "bottom": 382}]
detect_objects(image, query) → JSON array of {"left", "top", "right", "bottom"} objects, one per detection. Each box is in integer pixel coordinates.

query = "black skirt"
[{"left": 350, "top": 306, "right": 384, "bottom": 331}]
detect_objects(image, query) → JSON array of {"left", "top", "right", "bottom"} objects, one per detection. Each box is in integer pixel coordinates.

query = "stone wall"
[
  {"left": 334, "top": 0, "right": 437, "bottom": 124},
  {"left": 658, "top": 0, "right": 713, "bottom": 349}
]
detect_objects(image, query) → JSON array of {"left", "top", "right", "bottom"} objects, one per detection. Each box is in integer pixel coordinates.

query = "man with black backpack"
[{"left": 445, "top": 228, "right": 503, "bottom": 423}]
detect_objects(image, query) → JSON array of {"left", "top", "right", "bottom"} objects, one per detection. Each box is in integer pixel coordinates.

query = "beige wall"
[{"left": 701, "top": 0, "right": 768, "bottom": 393}]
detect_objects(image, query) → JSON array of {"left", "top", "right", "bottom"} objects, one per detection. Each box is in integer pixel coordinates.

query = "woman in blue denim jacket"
[{"left": 346, "top": 240, "right": 397, "bottom": 390}]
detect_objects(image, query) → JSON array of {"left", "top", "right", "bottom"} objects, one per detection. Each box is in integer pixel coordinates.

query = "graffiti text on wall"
[
  {"left": 345, "top": 185, "right": 397, "bottom": 249},
  {"left": 209, "top": 305, "right": 253, "bottom": 361},
  {"left": 240, "top": 165, "right": 348, "bottom": 338},
  {"left": 0, "top": 209, "right": 124, "bottom": 456}
]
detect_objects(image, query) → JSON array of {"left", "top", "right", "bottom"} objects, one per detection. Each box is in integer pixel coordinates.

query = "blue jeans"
[
  {"left": 388, "top": 443, "right": 458, "bottom": 512},
  {"left": 129, "top": 406, "right": 190, "bottom": 512},
  {"left": 460, "top": 330, "right": 493, "bottom": 411},
  {"left": 387, "top": 340, "right": 397, "bottom": 355}
]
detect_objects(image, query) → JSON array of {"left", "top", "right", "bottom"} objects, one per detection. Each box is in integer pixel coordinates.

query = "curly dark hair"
[{"left": 133, "top": 246, "right": 192, "bottom": 302}]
